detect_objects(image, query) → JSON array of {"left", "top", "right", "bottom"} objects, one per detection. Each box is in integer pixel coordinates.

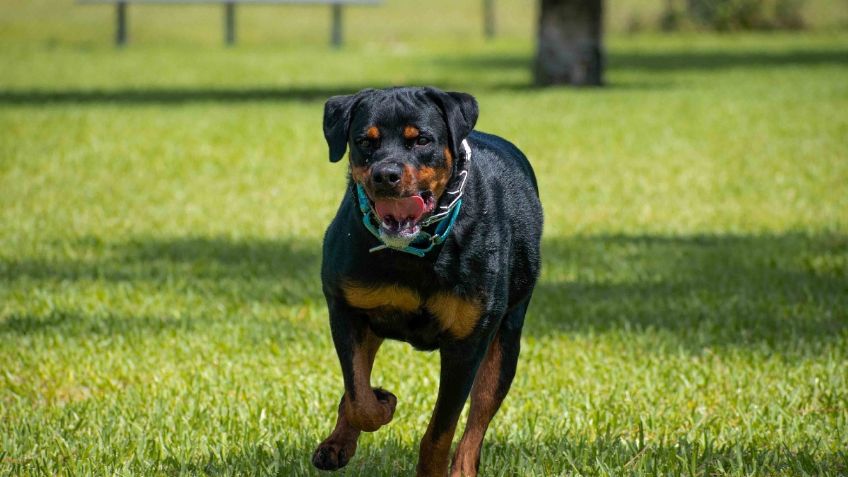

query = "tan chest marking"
[
  {"left": 425, "top": 292, "right": 481, "bottom": 339},
  {"left": 341, "top": 282, "right": 481, "bottom": 339},
  {"left": 342, "top": 282, "right": 421, "bottom": 313}
]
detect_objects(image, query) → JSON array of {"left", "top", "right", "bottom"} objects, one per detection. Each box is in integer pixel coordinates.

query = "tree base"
[{"left": 533, "top": 0, "right": 604, "bottom": 87}]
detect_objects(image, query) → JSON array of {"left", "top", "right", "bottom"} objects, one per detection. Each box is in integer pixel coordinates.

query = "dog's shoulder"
[
  {"left": 458, "top": 131, "right": 543, "bottom": 237},
  {"left": 467, "top": 130, "right": 539, "bottom": 195}
]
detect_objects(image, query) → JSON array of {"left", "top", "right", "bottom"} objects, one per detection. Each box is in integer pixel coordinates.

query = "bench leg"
[
  {"left": 116, "top": 1, "right": 127, "bottom": 46},
  {"left": 224, "top": 2, "right": 236, "bottom": 46},
  {"left": 331, "top": 4, "right": 342, "bottom": 48},
  {"left": 483, "top": 0, "right": 495, "bottom": 39}
]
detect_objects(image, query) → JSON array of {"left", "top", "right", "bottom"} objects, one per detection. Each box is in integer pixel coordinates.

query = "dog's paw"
[
  {"left": 344, "top": 388, "right": 398, "bottom": 431},
  {"left": 312, "top": 439, "right": 356, "bottom": 471},
  {"left": 372, "top": 388, "right": 397, "bottom": 424}
]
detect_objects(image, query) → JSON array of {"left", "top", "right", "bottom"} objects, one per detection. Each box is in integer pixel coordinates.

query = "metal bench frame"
[{"left": 78, "top": 0, "right": 381, "bottom": 47}]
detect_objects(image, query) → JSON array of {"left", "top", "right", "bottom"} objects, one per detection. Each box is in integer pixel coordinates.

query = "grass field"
[{"left": 2, "top": 0, "right": 848, "bottom": 475}]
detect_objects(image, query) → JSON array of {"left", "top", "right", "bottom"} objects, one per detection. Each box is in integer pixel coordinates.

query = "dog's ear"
[
  {"left": 424, "top": 87, "right": 479, "bottom": 159},
  {"left": 323, "top": 89, "right": 373, "bottom": 163}
]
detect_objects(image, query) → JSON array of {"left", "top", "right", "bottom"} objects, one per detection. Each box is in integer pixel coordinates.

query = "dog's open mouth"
[{"left": 371, "top": 191, "right": 436, "bottom": 239}]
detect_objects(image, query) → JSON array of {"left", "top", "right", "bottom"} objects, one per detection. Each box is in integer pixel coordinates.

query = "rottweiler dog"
[{"left": 313, "top": 86, "right": 542, "bottom": 477}]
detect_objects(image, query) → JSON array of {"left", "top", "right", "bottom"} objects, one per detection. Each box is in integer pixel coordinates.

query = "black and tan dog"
[{"left": 313, "top": 86, "right": 542, "bottom": 477}]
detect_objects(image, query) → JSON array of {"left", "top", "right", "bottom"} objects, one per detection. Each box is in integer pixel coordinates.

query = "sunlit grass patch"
[{"left": 1, "top": 1, "right": 847, "bottom": 474}]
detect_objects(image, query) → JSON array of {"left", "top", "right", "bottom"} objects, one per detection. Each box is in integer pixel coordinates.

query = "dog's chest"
[{"left": 341, "top": 281, "right": 481, "bottom": 344}]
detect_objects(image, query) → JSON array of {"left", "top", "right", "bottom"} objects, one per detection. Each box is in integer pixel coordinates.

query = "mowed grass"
[{"left": 1, "top": 0, "right": 848, "bottom": 475}]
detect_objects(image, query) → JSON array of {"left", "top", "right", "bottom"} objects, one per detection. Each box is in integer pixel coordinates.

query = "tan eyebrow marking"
[{"left": 403, "top": 126, "right": 420, "bottom": 139}]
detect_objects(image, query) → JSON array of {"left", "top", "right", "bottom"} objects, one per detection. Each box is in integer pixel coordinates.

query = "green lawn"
[{"left": 1, "top": 0, "right": 847, "bottom": 475}]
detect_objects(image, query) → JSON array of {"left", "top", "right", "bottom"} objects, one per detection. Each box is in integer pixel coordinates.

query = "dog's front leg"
[
  {"left": 312, "top": 301, "right": 397, "bottom": 471},
  {"left": 416, "top": 334, "right": 493, "bottom": 477}
]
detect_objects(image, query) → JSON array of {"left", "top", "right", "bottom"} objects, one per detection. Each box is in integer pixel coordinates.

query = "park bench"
[{"left": 78, "top": 0, "right": 382, "bottom": 47}]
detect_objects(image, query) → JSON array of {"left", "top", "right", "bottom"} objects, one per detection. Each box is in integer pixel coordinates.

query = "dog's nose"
[{"left": 371, "top": 162, "right": 403, "bottom": 188}]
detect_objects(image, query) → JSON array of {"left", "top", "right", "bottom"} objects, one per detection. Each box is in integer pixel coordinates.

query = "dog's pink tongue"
[{"left": 375, "top": 196, "right": 426, "bottom": 222}]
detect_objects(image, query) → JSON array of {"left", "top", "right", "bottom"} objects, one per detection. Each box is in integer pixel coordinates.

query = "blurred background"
[
  {"left": 1, "top": 0, "right": 847, "bottom": 475},
  {"left": 3, "top": 0, "right": 847, "bottom": 46}
]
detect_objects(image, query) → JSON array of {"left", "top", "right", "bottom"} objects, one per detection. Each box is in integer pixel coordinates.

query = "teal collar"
[{"left": 355, "top": 139, "right": 471, "bottom": 258}]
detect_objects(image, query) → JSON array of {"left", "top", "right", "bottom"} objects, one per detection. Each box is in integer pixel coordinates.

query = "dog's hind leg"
[
  {"left": 449, "top": 299, "right": 529, "bottom": 477},
  {"left": 415, "top": 328, "right": 498, "bottom": 477},
  {"left": 313, "top": 319, "right": 396, "bottom": 471}
]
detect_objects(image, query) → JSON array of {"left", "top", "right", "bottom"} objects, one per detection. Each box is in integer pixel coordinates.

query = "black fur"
[{"left": 315, "top": 86, "right": 542, "bottom": 475}]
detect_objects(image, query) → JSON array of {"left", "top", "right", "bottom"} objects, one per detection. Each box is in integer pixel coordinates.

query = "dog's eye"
[
  {"left": 415, "top": 137, "right": 430, "bottom": 146},
  {"left": 358, "top": 138, "right": 372, "bottom": 148}
]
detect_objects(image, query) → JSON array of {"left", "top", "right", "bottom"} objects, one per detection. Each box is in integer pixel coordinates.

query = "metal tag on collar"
[{"left": 421, "top": 139, "right": 471, "bottom": 227}]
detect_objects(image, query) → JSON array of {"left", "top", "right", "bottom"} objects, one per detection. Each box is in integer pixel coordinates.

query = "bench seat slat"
[
  {"left": 78, "top": 0, "right": 381, "bottom": 47},
  {"left": 79, "top": 0, "right": 380, "bottom": 4}
]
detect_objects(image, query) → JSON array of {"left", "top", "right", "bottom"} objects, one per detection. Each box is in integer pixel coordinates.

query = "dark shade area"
[
  {"left": 437, "top": 47, "right": 848, "bottom": 74},
  {"left": 47, "top": 429, "right": 841, "bottom": 476},
  {"left": 0, "top": 47, "right": 844, "bottom": 106},
  {"left": 529, "top": 233, "right": 847, "bottom": 352},
  {"left": 0, "top": 85, "right": 379, "bottom": 105},
  {"left": 3, "top": 232, "right": 845, "bottom": 353}
]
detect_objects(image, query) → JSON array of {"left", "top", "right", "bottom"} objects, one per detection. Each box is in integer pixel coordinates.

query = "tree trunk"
[{"left": 534, "top": 0, "right": 604, "bottom": 86}]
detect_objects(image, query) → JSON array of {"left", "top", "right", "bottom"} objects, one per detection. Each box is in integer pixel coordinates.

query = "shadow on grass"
[
  {"left": 130, "top": 431, "right": 846, "bottom": 476},
  {"left": 611, "top": 47, "right": 848, "bottom": 71},
  {"left": 528, "top": 232, "right": 847, "bottom": 351},
  {"left": 477, "top": 432, "right": 847, "bottom": 477},
  {"left": 0, "top": 310, "right": 202, "bottom": 336},
  {"left": 0, "top": 85, "right": 377, "bottom": 106},
  {"left": 2, "top": 46, "right": 845, "bottom": 106},
  {"left": 2, "top": 232, "right": 846, "bottom": 351},
  {"left": 160, "top": 436, "right": 419, "bottom": 477},
  {"left": 0, "top": 80, "right": 669, "bottom": 106},
  {"left": 4, "top": 235, "right": 322, "bottom": 306},
  {"left": 436, "top": 47, "right": 848, "bottom": 73}
]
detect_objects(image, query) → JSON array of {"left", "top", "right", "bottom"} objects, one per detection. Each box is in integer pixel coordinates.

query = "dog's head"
[{"left": 323, "top": 87, "right": 478, "bottom": 243}]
